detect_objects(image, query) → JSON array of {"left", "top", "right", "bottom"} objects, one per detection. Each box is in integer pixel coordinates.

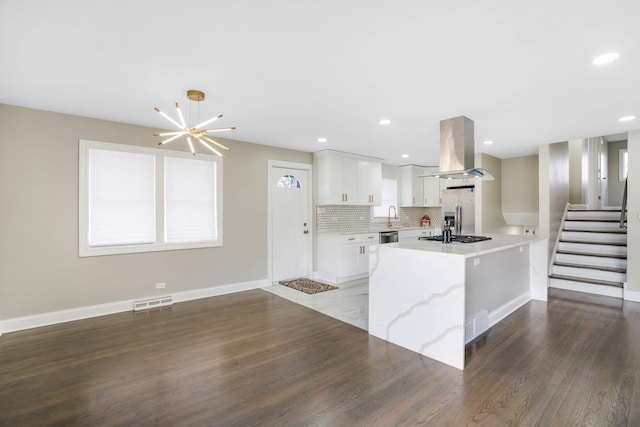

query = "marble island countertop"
[{"left": 380, "top": 233, "right": 544, "bottom": 258}]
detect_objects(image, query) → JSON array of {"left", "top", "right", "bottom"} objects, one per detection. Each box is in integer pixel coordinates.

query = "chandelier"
[{"left": 153, "top": 90, "right": 235, "bottom": 158}]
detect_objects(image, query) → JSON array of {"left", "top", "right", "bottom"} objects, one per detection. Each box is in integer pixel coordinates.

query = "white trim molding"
[
  {"left": 0, "top": 279, "right": 268, "bottom": 334},
  {"left": 624, "top": 284, "right": 640, "bottom": 303},
  {"left": 488, "top": 291, "right": 532, "bottom": 328}
]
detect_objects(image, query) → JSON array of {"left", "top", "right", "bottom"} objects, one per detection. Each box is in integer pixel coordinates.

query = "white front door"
[{"left": 271, "top": 165, "right": 311, "bottom": 282}]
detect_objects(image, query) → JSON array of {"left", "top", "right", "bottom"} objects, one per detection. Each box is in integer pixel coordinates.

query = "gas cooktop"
[{"left": 419, "top": 235, "right": 492, "bottom": 243}]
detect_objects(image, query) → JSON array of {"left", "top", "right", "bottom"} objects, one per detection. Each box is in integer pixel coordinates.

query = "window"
[
  {"left": 276, "top": 174, "right": 302, "bottom": 189},
  {"left": 373, "top": 178, "right": 397, "bottom": 218},
  {"left": 79, "top": 139, "right": 222, "bottom": 256},
  {"left": 619, "top": 149, "right": 628, "bottom": 181}
]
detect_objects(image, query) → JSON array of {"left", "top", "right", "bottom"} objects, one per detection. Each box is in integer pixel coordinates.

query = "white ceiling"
[{"left": 1, "top": 1, "right": 638, "bottom": 165}]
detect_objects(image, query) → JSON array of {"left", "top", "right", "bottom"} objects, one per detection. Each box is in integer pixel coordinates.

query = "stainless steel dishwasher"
[{"left": 379, "top": 230, "right": 399, "bottom": 243}]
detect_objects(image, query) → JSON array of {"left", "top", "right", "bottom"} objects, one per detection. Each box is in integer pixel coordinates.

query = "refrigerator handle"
[{"left": 457, "top": 204, "right": 462, "bottom": 234}]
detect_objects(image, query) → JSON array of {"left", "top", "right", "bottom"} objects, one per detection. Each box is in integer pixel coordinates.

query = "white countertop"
[
  {"left": 328, "top": 226, "right": 439, "bottom": 235},
  {"left": 379, "top": 233, "right": 544, "bottom": 258}
]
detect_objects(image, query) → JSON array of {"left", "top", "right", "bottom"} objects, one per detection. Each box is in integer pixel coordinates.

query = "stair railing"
[{"left": 620, "top": 177, "right": 628, "bottom": 228}]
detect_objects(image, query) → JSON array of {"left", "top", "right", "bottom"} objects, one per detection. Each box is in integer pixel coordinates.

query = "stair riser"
[
  {"left": 566, "top": 211, "right": 622, "bottom": 221},
  {"left": 558, "top": 242, "right": 627, "bottom": 256},
  {"left": 555, "top": 253, "right": 627, "bottom": 269},
  {"left": 552, "top": 265, "right": 626, "bottom": 283},
  {"left": 563, "top": 221, "right": 626, "bottom": 231},
  {"left": 561, "top": 231, "right": 627, "bottom": 244},
  {"left": 549, "top": 278, "right": 623, "bottom": 298}
]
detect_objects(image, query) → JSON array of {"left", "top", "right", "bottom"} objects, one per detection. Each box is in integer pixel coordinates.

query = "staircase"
[{"left": 549, "top": 207, "right": 627, "bottom": 298}]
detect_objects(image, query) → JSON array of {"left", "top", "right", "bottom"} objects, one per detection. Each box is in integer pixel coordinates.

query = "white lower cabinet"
[
  {"left": 317, "top": 233, "right": 378, "bottom": 284},
  {"left": 398, "top": 228, "right": 441, "bottom": 242}
]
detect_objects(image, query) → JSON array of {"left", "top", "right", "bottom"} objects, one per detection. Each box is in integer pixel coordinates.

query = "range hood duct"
[{"left": 422, "top": 116, "right": 494, "bottom": 181}]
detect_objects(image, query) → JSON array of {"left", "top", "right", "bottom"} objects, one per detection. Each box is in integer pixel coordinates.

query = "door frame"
[{"left": 267, "top": 160, "right": 313, "bottom": 283}]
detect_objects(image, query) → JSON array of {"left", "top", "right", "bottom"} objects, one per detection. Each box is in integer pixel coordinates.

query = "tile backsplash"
[{"left": 316, "top": 205, "right": 443, "bottom": 233}]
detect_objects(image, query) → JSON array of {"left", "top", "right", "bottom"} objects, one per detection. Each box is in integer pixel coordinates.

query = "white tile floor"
[{"left": 262, "top": 279, "right": 369, "bottom": 330}]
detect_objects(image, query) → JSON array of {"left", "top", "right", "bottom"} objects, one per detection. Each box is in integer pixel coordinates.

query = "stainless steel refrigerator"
[{"left": 441, "top": 187, "right": 475, "bottom": 235}]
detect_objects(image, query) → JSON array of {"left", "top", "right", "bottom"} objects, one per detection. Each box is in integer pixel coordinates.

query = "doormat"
[{"left": 279, "top": 278, "right": 338, "bottom": 294}]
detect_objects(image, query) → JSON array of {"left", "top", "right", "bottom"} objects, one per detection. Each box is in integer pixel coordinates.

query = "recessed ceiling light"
[
  {"left": 483, "top": 140, "right": 494, "bottom": 145},
  {"left": 618, "top": 115, "right": 636, "bottom": 122},
  {"left": 318, "top": 137, "right": 327, "bottom": 143},
  {"left": 401, "top": 154, "right": 409, "bottom": 158},
  {"left": 592, "top": 52, "right": 619, "bottom": 65},
  {"left": 379, "top": 119, "right": 391, "bottom": 125}
]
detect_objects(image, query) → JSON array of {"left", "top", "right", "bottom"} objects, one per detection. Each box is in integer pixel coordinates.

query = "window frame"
[
  {"left": 79, "top": 139, "right": 223, "bottom": 257},
  {"left": 372, "top": 178, "right": 398, "bottom": 219}
]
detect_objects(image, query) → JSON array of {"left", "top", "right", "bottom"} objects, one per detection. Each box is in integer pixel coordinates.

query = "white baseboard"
[
  {"left": 550, "top": 279, "right": 624, "bottom": 298},
  {"left": 0, "top": 279, "right": 268, "bottom": 335},
  {"left": 488, "top": 291, "right": 532, "bottom": 328},
  {"left": 624, "top": 284, "right": 640, "bottom": 303}
]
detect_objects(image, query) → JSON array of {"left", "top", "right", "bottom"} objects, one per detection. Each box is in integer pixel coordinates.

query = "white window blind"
[
  {"left": 373, "top": 178, "right": 397, "bottom": 218},
  {"left": 88, "top": 149, "right": 155, "bottom": 246},
  {"left": 165, "top": 157, "right": 217, "bottom": 243},
  {"left": 79, "top": 139, "right": 223, "bottom": 257}
]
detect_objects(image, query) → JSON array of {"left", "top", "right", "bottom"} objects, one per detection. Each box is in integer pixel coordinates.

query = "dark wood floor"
[{"left": 1, "top": 288, "right": 639, "bottom": 426}]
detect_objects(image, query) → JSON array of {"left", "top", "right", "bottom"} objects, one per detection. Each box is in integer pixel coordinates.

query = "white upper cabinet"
[
  {"left": 423, "top": 166, "right": 442, "bottom": 207},
  {"left": 399, "top": 165, "right": 425, "bottom": 207},
  {"left": 400, "top": 165, "right": 444, "bottom": 207},
  {"left": 357, "top": 160, "right": 382, "bottom": 205},
  {"left": 315, "top": 150, "right": 382, "bottom": 206}
]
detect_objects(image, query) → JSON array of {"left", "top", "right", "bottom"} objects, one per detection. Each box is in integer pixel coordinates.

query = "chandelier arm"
[
  {"left": 194, "top": 114, "right": 223, "bottom": 129},
  {"left": 201, "top": 135, "right": 230, "bottom": 151},
  {"left": 186, "top": 137, "right": 196, "bottom": 156},
  {"left": 154, "top": 130, "right": 189, "bottom": 137},
  {"left": 175, "top": 103, "right": 187, "bottom": 128},
  {"left": 197, "top": 138, "right": 225, "bottom": 158},
  {"left": 157, "top": 133, "right": 183, "bottom": 146},
  {"left": 155, "top": 107, "right": 186, "bottom": 131},
  {"left": 204, "top": 127, "right": 236, "bottom": 133}
]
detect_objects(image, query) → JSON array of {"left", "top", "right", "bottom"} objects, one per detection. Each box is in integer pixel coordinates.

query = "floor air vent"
[
  {"left": 133, "top": 296, "right": 173, "bottom": 311},
  {"left": 465, "top": 310, "right": 489, "bottom": 344}
]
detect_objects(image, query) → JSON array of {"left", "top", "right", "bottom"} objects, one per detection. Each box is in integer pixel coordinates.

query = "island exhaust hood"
[{"left": 422, "top": 116, "right": 494, "bottom": 180}]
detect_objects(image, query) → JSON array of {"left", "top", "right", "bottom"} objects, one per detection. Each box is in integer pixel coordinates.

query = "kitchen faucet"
[{"left": 387, "top": 205, "right": 397, "bottom": 228}]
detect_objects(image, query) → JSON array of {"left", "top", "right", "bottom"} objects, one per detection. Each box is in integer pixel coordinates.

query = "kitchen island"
[{"left": 368, "top": 234, "right": 547, "bottom": 370}]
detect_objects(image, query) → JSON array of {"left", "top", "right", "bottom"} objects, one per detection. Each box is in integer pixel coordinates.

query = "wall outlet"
[
  {"left": 473, "top": 258, "right": 480, "bottom": 266},
  {"left": 155, "top": 282, "right": 166, "bottom": 289}
]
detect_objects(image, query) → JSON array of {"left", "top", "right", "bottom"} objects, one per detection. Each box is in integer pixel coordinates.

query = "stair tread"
[
  {"left": 562, "top": 229, "right": 627, "bottom": 234},
  {"left": 549, "top": 274, "right": 624, "bottom": 288},
  {"left": 556, "top": 250, "right": 627, "bottom": 260},
  {"left": 565, "top": 218, "right": 627, "bottom": 223},
  {"left": 553, "top": 262, "right": 626, "bottom": 273},
  {"left": 560, "top": 239, "right": 627, "bottom": 247},
  {"left": 568, "top": 209, "right": 622, "bottom": 212}
]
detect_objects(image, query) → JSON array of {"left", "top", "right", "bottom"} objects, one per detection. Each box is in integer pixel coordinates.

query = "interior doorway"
[{"left": 268, "top": 161, "right": 312, "bottom": 283}]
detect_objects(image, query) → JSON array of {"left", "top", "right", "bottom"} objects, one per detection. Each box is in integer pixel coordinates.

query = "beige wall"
[
  {"left": 538, "top": 142, "right": 569, "bottom": 258},
  {"left": 626, "top": 130, "right": 639, "bottom": 293},
  {"left": 0, "top": 104, "right": 312, "bottom": 320},
  {"left": 567, "top": 139, "right": 586, "bottom": 205},
  {"left": 501, "top": 155, "right": 539, "bottom": 231},
  {"left": 475, "top": 153, "right": 510, "bottom": 234}
]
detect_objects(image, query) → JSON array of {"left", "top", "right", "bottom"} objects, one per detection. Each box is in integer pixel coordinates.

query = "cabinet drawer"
[{"left": 339, "top": 233, "right": 378, "bottom": 244}]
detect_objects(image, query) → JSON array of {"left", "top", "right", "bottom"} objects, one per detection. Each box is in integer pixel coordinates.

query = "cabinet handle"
[
  {"left": 345, "top": 193, "right": 348, "bottom": 201},
  {"left": 412, "top": 197, "right": 415, "bottom": 205},
  {"left": 425, "top": 197, "right": 427, "bottom": 204},
  {"left": 348, "top": 238, "right": 356, "bottom": 241}
]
